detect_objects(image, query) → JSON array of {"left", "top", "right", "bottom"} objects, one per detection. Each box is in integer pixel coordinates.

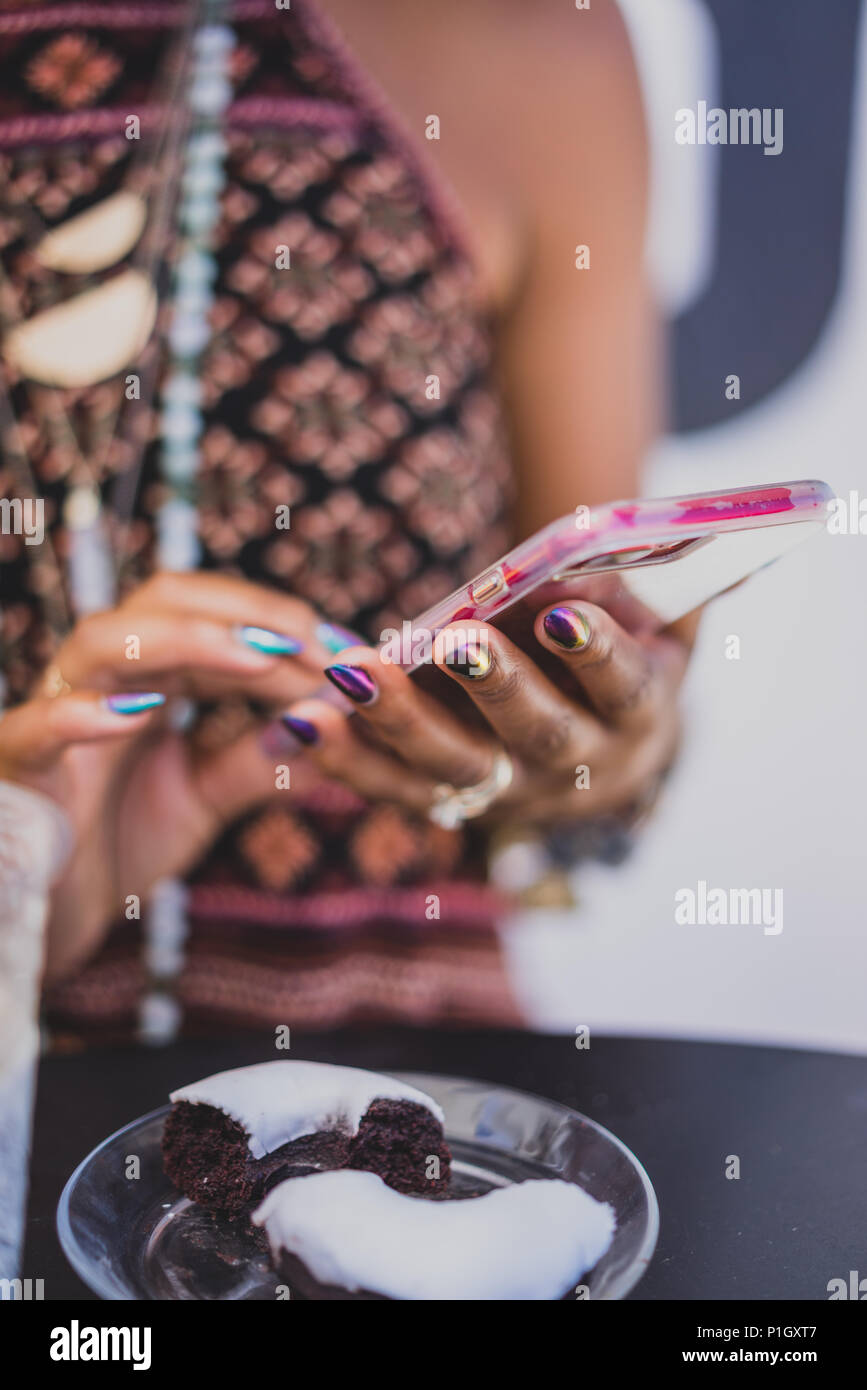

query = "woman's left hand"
[{"left": 277, "top": 598, "right": 694, "bottom": 830}]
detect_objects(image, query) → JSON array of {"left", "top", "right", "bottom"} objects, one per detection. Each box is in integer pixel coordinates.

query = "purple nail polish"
[
  {"left": 324, "top": 663, "right": 377, "bottom": 704},
  {"left": 446, "top": 637, "right": 493, "bottom": 680},
  {"left": 281, "top": 713, "right": 319, "bottom": 746},
  {"left": 543, "top": 607, "right": 591, "bottom": 650},
  {"left": 261, "top": 721, "right": 297, "bottom": 757},
  {"left": 104, "top": 692, "right": 166, "bottom": 715}
]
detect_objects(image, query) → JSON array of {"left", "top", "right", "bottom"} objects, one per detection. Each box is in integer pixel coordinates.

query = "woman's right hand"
[{"left": 0, "top": 572, "right": 332, "bottom": 982}]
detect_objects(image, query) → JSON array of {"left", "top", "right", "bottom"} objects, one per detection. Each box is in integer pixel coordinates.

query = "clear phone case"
[{"left": 400, "top": 479, "right": 833, "bottom": 670}]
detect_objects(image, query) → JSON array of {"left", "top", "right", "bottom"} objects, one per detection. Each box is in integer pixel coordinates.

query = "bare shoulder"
[
  {"left": 466, "top": 0, "right": 648, "bottom": 256},
  {"left": 486, "top": 0, "right": 637, "bottom": 68},
  {"left": 479, "top": 0, "right": 646, "bottom": 177},
  {"left": 325, "top": 0, "right": 647, "bottom": 305}
]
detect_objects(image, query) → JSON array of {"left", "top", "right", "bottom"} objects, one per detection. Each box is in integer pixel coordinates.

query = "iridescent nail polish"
[
  {"left": 324, "top": 663, "right": 377, "bottom": 704},
  {"left": 236, "top": 625, "right": 304, "bottom": 656},
  {"left": 448, "top": 639, "right": 493, "bottom": 680},
  {"left": 281, "top": 713, "right": 319, "bottom": 746},
  {"left": 315, "top": 620, "right": 364, "bottom": 655},
  {"left": 104, "top": 692, "right": 166, "bottom": 715},
  {"left": 543, "top": 607, "right": 591, "bottom": 650},
  {"left": 261, "top": 721, "right": 295, "bottom": 757}
]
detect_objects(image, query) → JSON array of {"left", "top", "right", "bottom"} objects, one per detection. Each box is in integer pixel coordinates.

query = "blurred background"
[{"left": 506, "top": 0, "right": 867, "bottom": 1051}]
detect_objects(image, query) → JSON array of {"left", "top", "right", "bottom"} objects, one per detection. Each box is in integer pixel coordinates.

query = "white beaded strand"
[
  {"left": 156, "top": 14, "right": 234, "bottom": 576},
  {"left": 142, "top": 7, "right": 235, "bottom": 1044}
]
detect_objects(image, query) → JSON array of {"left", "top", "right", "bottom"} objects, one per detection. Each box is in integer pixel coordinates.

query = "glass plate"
[{"left": 57, "top": 1070, "right": 659, "bottom": 1301}]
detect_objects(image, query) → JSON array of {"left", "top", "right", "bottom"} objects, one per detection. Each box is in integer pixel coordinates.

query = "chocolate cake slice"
[
  {"left": 253, "top": 1169, "right": 616, "bottom": 1300},
  {"left": 162, "top": 1061, "right": 450, "bottom": 1216}
]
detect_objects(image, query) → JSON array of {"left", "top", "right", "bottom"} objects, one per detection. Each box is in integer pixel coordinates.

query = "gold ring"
[{"left": 39, "top": 664, "right": 72, "bottom": 699}]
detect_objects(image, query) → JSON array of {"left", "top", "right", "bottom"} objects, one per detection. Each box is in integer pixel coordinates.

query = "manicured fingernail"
[
  {"left": 324, "top": 663, "right": 377, "bottom": 704},
  {"left": 235, "top": 625, "right": 304, "bottom": 656},
  {"left": 104, "top": 692, "right": 166, "bottom": 715},
  {"left": 448, "top": 639, "right": 493, "bottom": 680},
  {"left": 281, "top": 713, "right": 319, "bottom": 746},
  {"left": 315, "top": 620, "right": 365, "bottom": 655},
  {"left": 261, "top": 721, "right": 296, "bottom": 756},
  {"left": 543, "top": 607, "right": 591, "bottom": 650}
]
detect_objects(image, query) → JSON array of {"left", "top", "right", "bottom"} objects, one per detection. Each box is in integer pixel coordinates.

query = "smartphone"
[
  {"left": 266, "top": 479, "right": 832, "bottom": 736},
  {"left": 394, "top": 479, "right": 833, "bottom": 671}
]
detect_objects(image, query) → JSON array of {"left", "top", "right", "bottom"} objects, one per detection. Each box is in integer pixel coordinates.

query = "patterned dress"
[{"left": 0, "top": 0, "right": 522, "bottom": 1039}]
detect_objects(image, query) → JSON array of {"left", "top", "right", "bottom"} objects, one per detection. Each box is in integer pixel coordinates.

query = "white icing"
[
  {"left": 253, "top": 1170, "right": 616, "bottom": 1301},
  {"left": 169, "top": 1061, "right": 444, "bottom": 1161}
]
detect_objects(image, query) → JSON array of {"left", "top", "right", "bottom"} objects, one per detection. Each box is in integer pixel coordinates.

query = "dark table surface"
[{"left": 21, "top": 1029, "right": 867, "bottom": 1301}]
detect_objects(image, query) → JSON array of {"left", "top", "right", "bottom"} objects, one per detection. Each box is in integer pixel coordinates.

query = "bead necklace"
[
  {"left": 0, "top": 1, "right": 206, "bottom": 633},
  {"left": 0, "top": 3, "right": 236, "bottom": 1042},
  {"left": 141, "top": 5, "right": 236, "bottom": 1044}
]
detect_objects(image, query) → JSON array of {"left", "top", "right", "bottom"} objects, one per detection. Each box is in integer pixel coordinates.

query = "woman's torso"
[{"left": 0, "top": 0, "right": 523, "bottom": 1038}]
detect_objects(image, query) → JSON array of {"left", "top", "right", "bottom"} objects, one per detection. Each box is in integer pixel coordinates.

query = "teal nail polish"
[
  {"left": 104, "top": 692, "right": 166, "bottom": 715},
  {"left": 315, "top": 620, "right": 364, "bottom": 655},
  {"left": 236, "top": 625, "right": 304, "bottom": 656}
]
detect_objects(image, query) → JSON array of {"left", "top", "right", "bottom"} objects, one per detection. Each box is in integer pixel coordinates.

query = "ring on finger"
[
  {"left": 39, "top": 664, "right": 72, "bottom": 699},
  {"left": 428, "top": 748, "right": 514, "bottom": 829}
]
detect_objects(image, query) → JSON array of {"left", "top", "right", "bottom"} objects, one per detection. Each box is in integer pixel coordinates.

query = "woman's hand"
[
  {"left": 279, "top": 595, "right": 695, "bottom": 831},
  {"left": 0, "top": 572, "right": 331, "bottom": 980}
]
